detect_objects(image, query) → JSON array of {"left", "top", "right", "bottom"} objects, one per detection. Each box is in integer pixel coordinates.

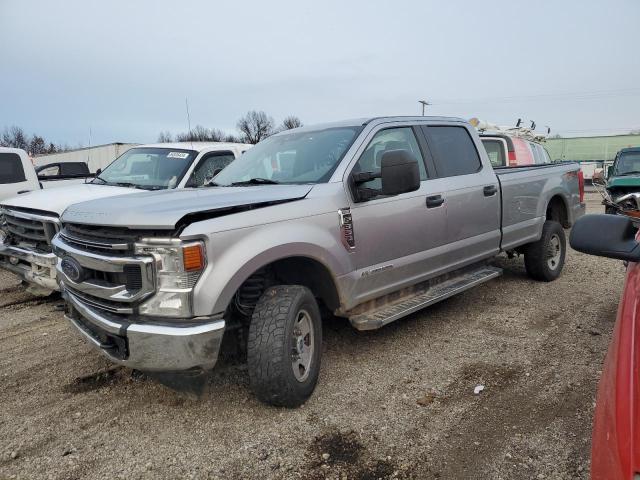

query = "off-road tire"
[
  {"left": 247, "top": 285, "right": 322, "bottom": 407},
  {"left": 524, "top": 220, "right": 566, "bottom": 282}
]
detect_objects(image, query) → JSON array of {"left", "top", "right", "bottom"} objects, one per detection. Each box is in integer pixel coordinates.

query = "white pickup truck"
[{"left": 0, "top": 142, "right": 251, "bottom": 293}]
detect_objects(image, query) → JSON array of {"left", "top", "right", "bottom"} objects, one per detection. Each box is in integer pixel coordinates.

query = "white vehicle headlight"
[{"left": 134, "top": 239, "right": 206, "bottom": 318}]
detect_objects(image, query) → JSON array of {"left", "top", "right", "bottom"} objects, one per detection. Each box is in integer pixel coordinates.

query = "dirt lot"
[{"left": 0, "top": 192, "right": 623, "bottom": 480}]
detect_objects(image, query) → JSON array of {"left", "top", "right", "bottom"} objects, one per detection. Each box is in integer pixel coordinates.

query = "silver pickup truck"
[{"left": 51, "top": 116, "right": 585, "bottom": 406}]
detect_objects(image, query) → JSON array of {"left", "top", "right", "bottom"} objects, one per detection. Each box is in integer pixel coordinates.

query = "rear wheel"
[
  {"left": 247, "top": 285, "right": 322, "bottom": 407},
  {"left": 524, "top": 220, "right": 566, "bottom": 282}
]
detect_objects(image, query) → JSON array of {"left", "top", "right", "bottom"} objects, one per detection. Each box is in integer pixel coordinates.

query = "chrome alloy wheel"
[
  {"left": 291, "top": 309, "right": 314, "bottom": 382},
  {"left": 547, "top": 234, "right": 562, "bottom": 270}
]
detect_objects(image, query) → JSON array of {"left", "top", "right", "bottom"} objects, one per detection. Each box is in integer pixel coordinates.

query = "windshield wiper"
[
  {"left": 617, "top": 171, "right": 640, "bottom": 177},
  {"left": 230, "top": 178, "right": 280, "bottom": 186},
  {"left": 91, "top": 176, "right": 108, "bottom": 184},
  {"left": 112, "top": 182, "right": 156, "bottom": 190}
]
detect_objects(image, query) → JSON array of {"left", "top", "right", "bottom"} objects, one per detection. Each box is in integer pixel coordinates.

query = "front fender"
[{"left": 190, "top": 214, "right": 354, "bottom": 316}]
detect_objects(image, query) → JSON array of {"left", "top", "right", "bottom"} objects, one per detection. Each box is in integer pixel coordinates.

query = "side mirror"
[
  {"left": 569, "top": 214, "right": 640, "bottom": 261},
  {"left": 96, "top": 168, "right": 102, "bottom": 175},
  {"left": 379, "top": 150, "right": 420, "bottom": 196},
  {"left": 607, "top": 166, "right": 614, "bottom": 178}
]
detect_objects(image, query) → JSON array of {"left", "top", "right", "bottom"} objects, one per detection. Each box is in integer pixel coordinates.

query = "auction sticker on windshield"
[{"left": 167, "top": 152, "right": 190, "bottom": 159}]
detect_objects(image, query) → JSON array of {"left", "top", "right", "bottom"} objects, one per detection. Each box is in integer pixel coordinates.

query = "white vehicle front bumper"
[{"left": 0, "top": 243, "right": 59, "bottom": 291}]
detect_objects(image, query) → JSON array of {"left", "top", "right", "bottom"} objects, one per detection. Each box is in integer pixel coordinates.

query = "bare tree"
[
  {"left": 236, "top": 111, "right": 275, "bottom": 144},
  {"left": 1, "top": 126, "right": 29, "bottom": 150},
  {"left": 280, "top": 115, "right": 303, "bottom": 131},
  {"left": 157, "top": 131, "right": 173, "bottom": 143},
  {"left": 29, "top": 135, "right": 47, "bottom": 155}
]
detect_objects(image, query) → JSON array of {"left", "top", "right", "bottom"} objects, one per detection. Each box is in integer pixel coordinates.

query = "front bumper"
[
  {"left": 0, "top": 244, "right": 58, "bottom": 291},
  {"left": 63, "top": 287, "right": 225, "bottom": 372}
]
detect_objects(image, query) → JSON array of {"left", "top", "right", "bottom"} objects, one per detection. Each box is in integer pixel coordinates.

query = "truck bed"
[{"left": 495, "top": 162, "right": 582, "bottom": 251}]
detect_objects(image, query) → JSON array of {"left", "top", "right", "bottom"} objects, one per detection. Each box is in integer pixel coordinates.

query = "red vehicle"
[{"left": 570, "top": 214, "right": 640, "bottom": 479}]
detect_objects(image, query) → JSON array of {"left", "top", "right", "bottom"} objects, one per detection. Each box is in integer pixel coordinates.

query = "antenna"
[
  {"left": 185, "top": 97, "right": 193, "bottom": 149},
  {"left": 88, "top": 127, "right": 92, "bottom": 169}
]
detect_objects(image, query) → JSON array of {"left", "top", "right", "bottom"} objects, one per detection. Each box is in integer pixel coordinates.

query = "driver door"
[{"left": 347, "top": 125, "right": 448, "bottom": 305}]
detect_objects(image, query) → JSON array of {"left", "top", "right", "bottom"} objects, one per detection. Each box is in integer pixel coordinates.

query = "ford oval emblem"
[{"left": 61, "top": 256, "right": 84, "bottom": 283}]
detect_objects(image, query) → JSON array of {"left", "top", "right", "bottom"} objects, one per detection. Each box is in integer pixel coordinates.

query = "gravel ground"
[{"left": 0, "top": 192, "right": 623, "bottom": 480}]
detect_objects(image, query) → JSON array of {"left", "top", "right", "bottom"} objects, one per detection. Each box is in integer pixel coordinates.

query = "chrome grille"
[
  {"left": 2, "top": 208, "right": 59, "bottom": 253},
  {"left": 65, "top": 286, "right": 133, "bottom": 314},
  {"left": 60, "top": 223, "right": 134, "bottom": 254}
]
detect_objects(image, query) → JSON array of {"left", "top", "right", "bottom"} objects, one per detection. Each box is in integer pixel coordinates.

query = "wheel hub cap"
[
  {"left": 546, "top": 234, "right": 562, "bottom": 270},
  {"left": 291, "top": 309, "right": 314, "bottom": 382}
]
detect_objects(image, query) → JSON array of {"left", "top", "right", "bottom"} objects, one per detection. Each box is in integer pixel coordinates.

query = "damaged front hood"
[{"left": 62, "top": 185, "right": 314, "bottom": 229}]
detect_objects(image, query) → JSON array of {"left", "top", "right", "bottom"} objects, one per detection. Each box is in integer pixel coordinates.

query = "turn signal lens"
[{"left": 182, "top": 244, "right": 204, "bottom": 271}]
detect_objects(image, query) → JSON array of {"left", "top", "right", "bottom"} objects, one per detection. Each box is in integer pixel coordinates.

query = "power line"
[{"left": 431, "top": 88, "right": 640, "bottom": 106}]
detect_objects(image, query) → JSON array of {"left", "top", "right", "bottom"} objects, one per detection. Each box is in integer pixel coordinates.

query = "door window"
[
  {"left": 481, "top": 139, "right": 506, "bottom": 167},
  {"left": 353, "top": 127, "right": 427, "bottom": 189},
  {"left": 37, "top": 165, "right": 60, "bottom": 177},
  {"left": 0, "top": 153, "right": 27, "bottom": 184},
  {"left": 423, "top": 126, "right": 482, "bottom": 177},
  {"left": 187, "top": 152, "right": 235, "bottom": 186}
]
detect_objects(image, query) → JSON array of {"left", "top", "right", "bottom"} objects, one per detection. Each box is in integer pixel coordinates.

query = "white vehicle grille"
[{"left": 2, "top": 208, "right": 60, "bottom": 253}]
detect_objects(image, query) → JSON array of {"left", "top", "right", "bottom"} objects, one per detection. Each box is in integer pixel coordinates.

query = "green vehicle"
[{"left": 604, "top": 147, "right": 640, "bottom": 214}]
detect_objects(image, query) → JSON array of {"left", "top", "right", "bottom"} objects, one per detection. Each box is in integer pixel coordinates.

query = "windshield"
[
  {"left": 94, "top": 147, "right": 197, "bottom": 189},
  {"left": 213, "top": 127, "right": 362, "bottom": 185},
  {"left": 614, "top": 152, "right": 640, "bottom": 176}
]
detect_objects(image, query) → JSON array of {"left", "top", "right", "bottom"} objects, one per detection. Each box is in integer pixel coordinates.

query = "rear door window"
[
  {"left": 422, "top": 126, "right": 482, "bottom": 177},
  {"left": 0, "top": 153, "right": 27, "bottom": 184},
  {"left": 481, "top": 139, "right": 506, "bottom": 167}
]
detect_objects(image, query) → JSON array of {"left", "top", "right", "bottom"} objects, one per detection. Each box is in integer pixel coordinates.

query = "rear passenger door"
[{"left": 420, "top": 125, "right": 501, "bottom": 269}]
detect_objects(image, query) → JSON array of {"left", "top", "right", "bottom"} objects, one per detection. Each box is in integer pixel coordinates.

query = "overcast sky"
[{"left": 1, "top": 0, "right": 639, "bottom": 145}]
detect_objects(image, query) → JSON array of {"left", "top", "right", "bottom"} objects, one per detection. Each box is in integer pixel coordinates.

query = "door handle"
[
  {"left": 426, "top": 195, "right": 444, "bottom": 208},
  {"left": 483, "top": 185, "right": 498, "bottom": 196}
]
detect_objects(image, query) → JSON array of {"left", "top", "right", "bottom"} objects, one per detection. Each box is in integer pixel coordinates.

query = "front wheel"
[
  {"left": 523, "top": 220, "right": 566, "bottom": 282},
  {"left": 247, "top": 285, "right": 322, "bottom": 407}
]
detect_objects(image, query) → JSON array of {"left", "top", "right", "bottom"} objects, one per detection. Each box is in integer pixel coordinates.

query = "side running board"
[{"left": 349, "top": 266, "right": 502, "bottom": 331}]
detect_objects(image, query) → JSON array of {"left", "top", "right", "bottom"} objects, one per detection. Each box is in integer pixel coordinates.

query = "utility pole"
[{"left": 418, "top": 100, "right": 430, "bottom": 116}]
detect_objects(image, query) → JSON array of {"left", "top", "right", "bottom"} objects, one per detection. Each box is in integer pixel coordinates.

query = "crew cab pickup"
[
  {"left": 0, "top": 142, "right": 250, "bottom": 293},
  {"left": 51, "top": 116, "right": 586, "bottom": 406}
]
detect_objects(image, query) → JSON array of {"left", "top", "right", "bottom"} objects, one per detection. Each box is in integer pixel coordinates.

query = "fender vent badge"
[{"left": 338, "top": 208, "right": 355, "bottom": 251}]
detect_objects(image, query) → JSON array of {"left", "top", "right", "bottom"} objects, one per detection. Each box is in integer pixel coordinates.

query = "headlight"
[{"left": 134, "top": 239, "right": 206, "bottom": 318}]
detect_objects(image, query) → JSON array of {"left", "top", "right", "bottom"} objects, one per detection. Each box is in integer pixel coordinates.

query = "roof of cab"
[
  {"left": 134, "top": 142, "right": 252, "bottom": 152},
  {"left": 272, "top": 116, "right": 468, "bottom": 135}
]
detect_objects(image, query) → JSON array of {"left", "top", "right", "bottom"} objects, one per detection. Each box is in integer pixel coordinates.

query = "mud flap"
[{"left": 146, "top": 369, "right": 212, "bottom": 398}]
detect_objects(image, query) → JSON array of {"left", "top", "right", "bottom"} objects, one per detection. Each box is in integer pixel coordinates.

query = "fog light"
[{"left": 9, "top": 256, "right": 19, "bottom": 265}]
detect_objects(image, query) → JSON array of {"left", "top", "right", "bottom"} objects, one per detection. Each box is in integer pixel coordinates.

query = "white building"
[{"left": 33, "top": 142, "right": 138, "bottom": 173}]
